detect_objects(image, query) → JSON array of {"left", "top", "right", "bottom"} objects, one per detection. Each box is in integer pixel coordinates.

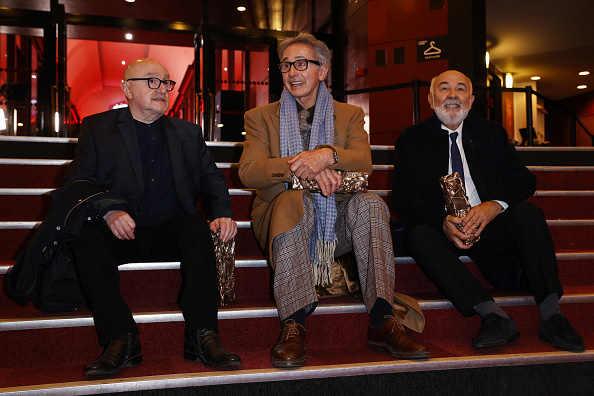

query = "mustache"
[{"left": 443, "top": 99, "right": 462, "bottom": 107}]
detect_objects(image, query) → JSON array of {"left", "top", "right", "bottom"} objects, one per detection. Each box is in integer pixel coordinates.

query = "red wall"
[{"left": 367, "top": 0, "right": 449, "bottom": 145}]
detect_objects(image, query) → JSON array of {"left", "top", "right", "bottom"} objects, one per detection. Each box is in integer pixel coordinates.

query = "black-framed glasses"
[
  {"left": 126, "top": 77, "right": 176, "bottom": 91},
  {"left": 278, "top": 59, "right": 321, "bottom": 73}
]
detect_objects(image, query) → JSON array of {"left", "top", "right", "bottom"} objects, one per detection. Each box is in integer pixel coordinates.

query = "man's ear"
[
  {"left": 427, "top": 93, "right": 434, "bottom": 109},
  {"left": 121, "top": 81, "right": 132, "bottom": 99},
  {"left": 318, "top": 64, "right": 330, "bottom": 81}
]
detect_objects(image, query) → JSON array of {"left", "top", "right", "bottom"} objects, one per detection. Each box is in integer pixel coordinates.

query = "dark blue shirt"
[{"left": 134, "top": 117, "right": 185, "bottom": 227}]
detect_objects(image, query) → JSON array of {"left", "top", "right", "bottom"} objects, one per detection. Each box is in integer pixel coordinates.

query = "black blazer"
[
  {"left": 66, "top": 108, "right": 232, "bottom": 221},
  {"left": 392, "top": 111, "right": 536, "bottom": 232}
]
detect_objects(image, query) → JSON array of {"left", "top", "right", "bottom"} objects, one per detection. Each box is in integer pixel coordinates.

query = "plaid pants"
[{"left": 271, "top": 192, "right": 395, "bottom": 320}]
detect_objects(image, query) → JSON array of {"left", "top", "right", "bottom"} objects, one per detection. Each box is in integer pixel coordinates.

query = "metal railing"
[{"left": 337, "top": 80, "right": 593, "bottom": 147}]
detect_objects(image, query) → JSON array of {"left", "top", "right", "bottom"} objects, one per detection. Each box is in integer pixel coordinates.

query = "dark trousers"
[
  {"left": 71, "top": 214, "right": 218, "bottom": 346},
  {"left": 407, "top": 201, "right": 563, "bottom": 317}
]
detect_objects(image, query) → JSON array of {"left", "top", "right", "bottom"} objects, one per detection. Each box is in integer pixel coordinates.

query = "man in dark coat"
[
  {"left": 67, "top": 58, "right": 241, "bottom": 376},
  {"left": 392, "top": 70, "right": 584, "bottom": 352}
]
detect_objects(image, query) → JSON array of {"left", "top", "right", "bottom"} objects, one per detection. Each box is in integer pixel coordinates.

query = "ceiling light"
[
  {"left": 125, "top": 33, "right": 133, "bottom": 40},
  {"left": 121, "top": 61, "right": 126, "bottom": 65},
  {"left": 505, "top": 73, "right": 513, "bottom": 88},
  {"left": 237, "top": 6, "right": 246, "bottom": 11},
  {"left": 125, "top": 0, "right": 135, "bottom": 2},
  {"left": 217, "top": 123, "right": 224, "bottom": 128},
  {"left": 485, "top": 51, "right": 489, "bottom": 68},
  {"left": 531, "top": 76, "right": 541, "bottom": 81},
  {"left": 577, "top": 85, "right": 588, "bottom": 89},
  {"left": 578, "top": 71, "right": 590, "bottom": 76}
]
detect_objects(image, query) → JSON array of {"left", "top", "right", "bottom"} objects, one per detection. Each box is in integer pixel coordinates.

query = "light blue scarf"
[{"left": 279, "top": 82, "right": 336, "bottom": 285}]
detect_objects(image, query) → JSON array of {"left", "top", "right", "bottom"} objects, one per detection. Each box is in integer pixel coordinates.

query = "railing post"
[
  {"left": 412, "top": 79, "right": 421, "bottom": 125},
  {"left": 570, "top": 109, "right": 577, "bottom": 146},
  {"left": 525, "top": 85, "right": 533, "bottom": 146}
]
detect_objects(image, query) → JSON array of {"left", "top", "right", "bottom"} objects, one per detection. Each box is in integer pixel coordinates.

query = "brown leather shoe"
[
  {"left": 367, "top": 315, "right": 430, "bottom": 359},
  {"left": 270, "top": 319, "right": 306, "bottom": 368}
]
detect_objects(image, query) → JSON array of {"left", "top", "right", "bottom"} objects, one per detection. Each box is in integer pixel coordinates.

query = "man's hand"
[
  {"left": 104, "top": 210, "right": 136, "bottom": 240},
  {"left": 460, "top": 201, "right": 502, "bottom": 237},
  {"left": 210, "top": 217, "right": 237, "bottom": 242},
  {"left": 314, "top": 168, "right": 343, "bottom": 197},
  {"left": 443, "top": 215, "right": 473, "bottom": 249},
  {"left": 287, "top": 148, "right": 335, "bottom": 180}
]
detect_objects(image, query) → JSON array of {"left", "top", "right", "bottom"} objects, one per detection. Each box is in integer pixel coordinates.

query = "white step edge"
[
  {"left": 3, "top": 219, "right": 594, "bottom": 231},
  {"left": 3, "top": 252, "right": 594, "bottom": 275},
  {"left": 1, "top": 351, "right": 593, "bottom": 396},
  {"left": 2, "top": 293, "right": 593, "bottom": 332},
  {"left": 4, "top": 188, "right": 594, "bottom": 197}
]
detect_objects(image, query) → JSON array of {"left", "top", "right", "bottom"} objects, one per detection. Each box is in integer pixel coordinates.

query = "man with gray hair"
[
  {"left": 393, "top": 69, "right": 584, "bottom": 352},
  {"left": 239, "top": 32, "right": 429, "bottom": 368}
]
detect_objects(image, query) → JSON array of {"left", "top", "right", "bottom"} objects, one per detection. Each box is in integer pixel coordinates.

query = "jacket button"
[{"left": 56, "top": 226, "right": 61, "bottom": 231}]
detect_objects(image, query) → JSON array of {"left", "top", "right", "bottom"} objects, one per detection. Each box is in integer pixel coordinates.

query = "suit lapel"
[
  {"left": 117, "top": 110, "right": 144, "bottom": 194},
  {"left": 163, "top": 117, "right": 183, "bottom": 198},
  {"left": 462, "top": 125, "right": 488, "bottom": 198}
]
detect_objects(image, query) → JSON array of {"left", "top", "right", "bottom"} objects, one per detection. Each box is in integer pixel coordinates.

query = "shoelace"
[
  {"left": 383, "top": 315, "right": 404, "bottom": 334},
  {"left": 283, "top": 319, "right": 302, "bottom": 340}
]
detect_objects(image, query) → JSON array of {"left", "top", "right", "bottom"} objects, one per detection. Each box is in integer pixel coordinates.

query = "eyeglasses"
[
  {"left": 278, "top": 59, "right": 321, "bottom": 73},
  {"left": 126, "top": 77, "right": 176, "bottom": 91}
]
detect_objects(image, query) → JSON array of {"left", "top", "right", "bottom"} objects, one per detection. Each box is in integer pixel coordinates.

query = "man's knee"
[
  {"left": 346, "top": 192, "right": 389, "bottom": 217},
  {"left": 407, "top": 224, "right": 444, "bottom": 255},
  {"left": 506, "top": 201, "right": 546, "bottom": 227}
]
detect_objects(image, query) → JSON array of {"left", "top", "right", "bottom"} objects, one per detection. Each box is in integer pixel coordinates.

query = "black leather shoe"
[
  {"left": 184, "top": 328, "right": 241, "bottom": 367},
  {"left": 539, "top": 314, "right": 585, "bottom": 352},
  {"left": 84, "top": 333, "right": 142, "bottom": 376},
  {"left": 472, "top": 313, "right": 520, "bottom": 349}
]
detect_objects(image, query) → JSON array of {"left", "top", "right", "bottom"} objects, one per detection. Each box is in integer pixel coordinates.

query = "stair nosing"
[
  {"left": 2, "top": 293, "right": 594, "bottom": 332},
  {"left": 2, "top": 351, "right": 593, "bottom": 396}
]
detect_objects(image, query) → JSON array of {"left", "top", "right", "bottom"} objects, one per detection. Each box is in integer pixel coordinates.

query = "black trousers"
[
  {"left": 71, "top": 214, "right": 218, "bottom": 346},
  {"left": 407, "top": 201, "right": 563, "bottom": 317}
]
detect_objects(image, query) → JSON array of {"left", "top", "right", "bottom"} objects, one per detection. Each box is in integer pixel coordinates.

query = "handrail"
[{"left": 337, "top": 80, "right": 592, "bottom": 147}]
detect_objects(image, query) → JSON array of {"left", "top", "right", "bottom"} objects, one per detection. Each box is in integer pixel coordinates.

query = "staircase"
[{"left": 1, "top": 136, "right": 594, "bottom": 395}]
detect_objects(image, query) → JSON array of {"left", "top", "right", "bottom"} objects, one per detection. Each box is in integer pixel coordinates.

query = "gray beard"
[{"left": 434, "top": 105, "right": 470, "bottom": 128}]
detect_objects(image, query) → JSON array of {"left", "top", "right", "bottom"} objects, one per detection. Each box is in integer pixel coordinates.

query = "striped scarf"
[{"left": 279, "top": 82, "right": 336, "bottom": 285}]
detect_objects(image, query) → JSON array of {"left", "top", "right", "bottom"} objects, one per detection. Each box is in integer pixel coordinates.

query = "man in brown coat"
[{"left": 239, "top": 33, "right": 429, "bottom": 368}]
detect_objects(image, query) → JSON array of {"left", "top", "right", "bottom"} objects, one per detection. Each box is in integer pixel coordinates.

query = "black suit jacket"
[
  {"left": 65, "top": 108, "right": 232, "bottom": 221},
  {"left": 392, "top": 111, "right": 536, "bottom": 232}
]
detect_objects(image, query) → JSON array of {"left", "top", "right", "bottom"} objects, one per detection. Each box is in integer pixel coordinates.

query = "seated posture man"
[
  {"left": 67, "top": 58, "right": 241, "bottom": 376},
  {"left": 392, "top": 69, "right": 584, "bottom": 352},
  {"left": 239, "top": 33, "right": 429, "bottom": 369}
]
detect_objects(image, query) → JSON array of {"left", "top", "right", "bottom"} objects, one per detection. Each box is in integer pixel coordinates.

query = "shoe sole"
[
  {"left": 473, "top": 331, "right": 521, "bottom": 350},
  {"left": 84, "top": 354, "right": 143, "bottom": 377},
  {"left": 184, "top": 350, "right": 242, "bottom": 367},
  {"left": 367, "top": 340, "right": 431, "bottom": 359},
  {"left": 538, "top": 334, "right": 586, "bottom": 353},
  {"left": 270, "top": 356, "right": 306, "bottom": 369}
]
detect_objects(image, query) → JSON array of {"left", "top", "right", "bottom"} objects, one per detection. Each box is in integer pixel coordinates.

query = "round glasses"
[
  {"left": 126, "top": 77, "right": 176, "bottom": 91},
  {"left": 278, "top": 59, "right": 321, "bottom": 73}
]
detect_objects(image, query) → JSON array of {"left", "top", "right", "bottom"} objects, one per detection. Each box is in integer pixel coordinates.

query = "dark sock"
[
  {"left": 475, "top": 300, "right": 510, "bottom": 319},
  {"left": 369, "top": 297, "right": 393, "bottom": 328},
  {"left": 283, "top": 308, "right": 306, "bottom": 328},
  {"left": 538, "top": 293, "right": 561, "bottom": 321}
]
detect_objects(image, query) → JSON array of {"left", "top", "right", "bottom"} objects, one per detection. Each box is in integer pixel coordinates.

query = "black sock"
[
  {"left": 369, "top": 297, "right": 393, "bottom": 328},
  {"left": 283, "top": 308, "right": 306, "bottom": 328}
]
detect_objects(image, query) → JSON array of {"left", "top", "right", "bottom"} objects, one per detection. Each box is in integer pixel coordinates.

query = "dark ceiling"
[
  {"left": 1, "top": 0, "right": 592, "bottom": 102},
  {"left": 486, "top": 0, "right": 594, "bottom": 101}
]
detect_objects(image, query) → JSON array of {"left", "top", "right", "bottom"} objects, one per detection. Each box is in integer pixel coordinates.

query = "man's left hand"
[
  {"left": 461, "top": 201, "right": 502, "bottom": 237},
  {"left": 287, "top": 148, "right": 335, "bottom": 180},
  {"left": 210, "top": 217, "right": 237, "bottom": 242}
]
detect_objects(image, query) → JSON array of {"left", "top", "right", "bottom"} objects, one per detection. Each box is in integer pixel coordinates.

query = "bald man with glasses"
[{"left": 66, "top": 58, "right": 241, "bottom": 376}]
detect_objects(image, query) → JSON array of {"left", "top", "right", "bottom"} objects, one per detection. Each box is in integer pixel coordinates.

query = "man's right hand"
[
  {"left": 443, "top": 215, "right": 474, "bottom": 249},
  {"left": 104, "top": 210, "right": 136, "bottom": 240}
]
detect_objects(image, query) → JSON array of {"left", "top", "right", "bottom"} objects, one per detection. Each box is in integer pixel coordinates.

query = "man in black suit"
[
  {"left": 392, "top": 70, "right": 584, "bottom": 352},
  {"left": 67, "top": 58, "right": 241, "bottom": 376}
]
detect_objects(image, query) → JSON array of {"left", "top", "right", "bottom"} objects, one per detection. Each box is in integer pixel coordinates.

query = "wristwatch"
[{"left": 329, "top": 147, "right": 339, "bottom": 165}]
